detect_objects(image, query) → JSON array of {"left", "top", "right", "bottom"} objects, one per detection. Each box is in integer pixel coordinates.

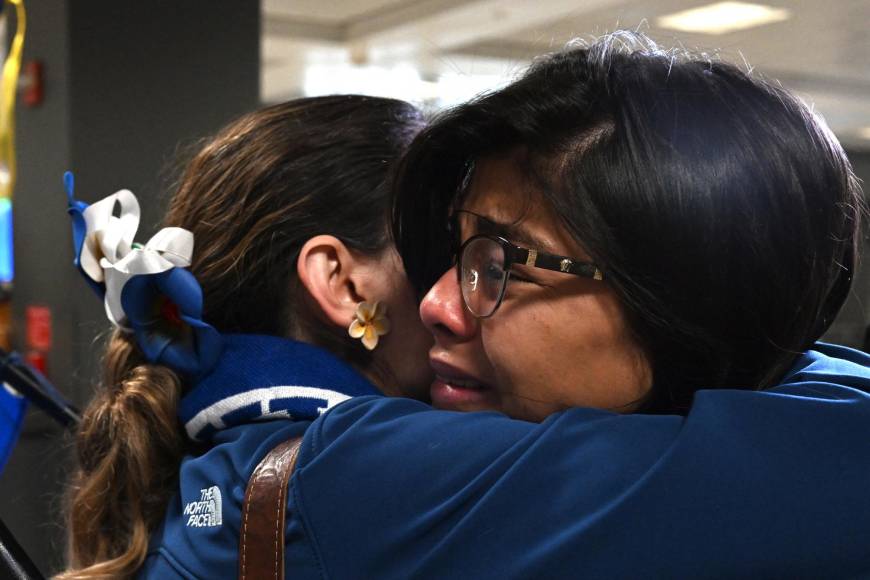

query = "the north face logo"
[{"left": 184, "top": 486, "right": 223, "bottom": 527}]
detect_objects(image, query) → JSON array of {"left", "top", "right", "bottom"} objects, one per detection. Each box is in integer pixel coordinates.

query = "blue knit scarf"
[{"left": 178, "top": 334, "right": 380, "bottom": 441}]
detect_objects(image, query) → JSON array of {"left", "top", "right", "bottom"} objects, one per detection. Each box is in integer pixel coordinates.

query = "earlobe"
[{"left": 296, "top": 235, "right": 362, "bottom": 330}]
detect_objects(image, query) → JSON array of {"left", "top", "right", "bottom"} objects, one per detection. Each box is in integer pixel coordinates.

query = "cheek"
[
  {"left": 385, "top": 284, "right": 434, "bottom": 394},
  {"left": 480, "top": 314, "right": 569, "bottom": 422},
  {"left": 379, "top": 253, "right": 431, "bottom": 353},
  {"left": 484, "top": 291, "right": 650, "bottom": 413},
  {"left": 394, "top": 282, "right": 431, "bottom": 346},
  {"left": 551, "top": 292, "right": 651, "bottom": 409},
  {"left": 480, "top": 307, "right": 551, "bottom": 397}
]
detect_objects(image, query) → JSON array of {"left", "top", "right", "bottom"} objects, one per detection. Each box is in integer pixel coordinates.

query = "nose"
[{"left": 419, "top": 266, "right": 477, "bottom": 342}]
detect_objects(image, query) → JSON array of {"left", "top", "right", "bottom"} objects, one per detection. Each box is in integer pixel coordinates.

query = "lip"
[{"left": 428, "top": 358, "right": 498, "bottom": 411}]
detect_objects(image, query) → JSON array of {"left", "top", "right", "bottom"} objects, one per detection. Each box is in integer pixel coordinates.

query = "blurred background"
[{"left": 0, "top": 0, "right": 867, "bottom": 574}]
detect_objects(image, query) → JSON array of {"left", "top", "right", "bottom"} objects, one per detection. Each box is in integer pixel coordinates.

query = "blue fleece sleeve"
[{"left": 290, "top": 347, "right": 870, "bottom": 579}]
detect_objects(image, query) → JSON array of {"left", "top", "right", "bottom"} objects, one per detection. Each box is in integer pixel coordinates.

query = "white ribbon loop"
[
  {"left": 77, "top": 189, "right": 195, "bottom": 330},
  {"left": 144, "top": 227, "right": 194, "bottom": 267},
  {"left": 80, "top": 189, "right": 140, "bottom": 283}
]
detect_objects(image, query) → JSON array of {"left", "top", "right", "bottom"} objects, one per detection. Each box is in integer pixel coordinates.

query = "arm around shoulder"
[{"left": 287, "top": 379, "right": 870, "bottom": 578}]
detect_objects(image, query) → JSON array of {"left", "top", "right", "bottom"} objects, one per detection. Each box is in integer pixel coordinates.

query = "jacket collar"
[{"left": 179, "top": 334, "right": 379, "bottom": 441}]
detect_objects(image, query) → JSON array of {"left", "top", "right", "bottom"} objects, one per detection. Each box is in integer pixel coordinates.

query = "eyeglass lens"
[{"left": 460, "top": 237, "right": 508, "bottom": 317}]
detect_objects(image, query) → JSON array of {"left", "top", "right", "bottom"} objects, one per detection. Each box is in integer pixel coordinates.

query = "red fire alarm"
[
  {"left": 21, "top": 60, "right": 43, "bottom": 107},
  {"left": 25, "top": 304, "right": 52, "bottom": 351}
]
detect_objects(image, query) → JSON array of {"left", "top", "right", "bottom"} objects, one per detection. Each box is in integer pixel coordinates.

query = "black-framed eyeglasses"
[{"left": 458, "top": 234, "right": 604, "bottom": 318}]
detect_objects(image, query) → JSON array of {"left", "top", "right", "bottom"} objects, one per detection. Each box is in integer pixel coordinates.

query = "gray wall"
[{"left": 0, "top": 1, "right": 259, "bottom": 574}]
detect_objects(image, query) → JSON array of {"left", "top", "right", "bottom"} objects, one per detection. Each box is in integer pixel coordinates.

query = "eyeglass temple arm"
[{"left": 512, "top": 246, "right": 604, "bottom": 280}]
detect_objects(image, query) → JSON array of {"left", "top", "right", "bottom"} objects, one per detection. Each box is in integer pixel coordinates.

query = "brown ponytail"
[{"left": 58, "top": 332, "right": 184, "bottom": 579}]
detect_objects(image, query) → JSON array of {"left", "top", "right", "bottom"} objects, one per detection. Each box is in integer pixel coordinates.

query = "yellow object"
[
  {"left": 0, "top": 0, "right": 25, "bottom": 200},
  {"left": 348, "top": 301, "right": 391, "bottom": 351}
]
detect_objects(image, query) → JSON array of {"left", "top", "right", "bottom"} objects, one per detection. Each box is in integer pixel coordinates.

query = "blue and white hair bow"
[{"left": 65, "top": 172, "right": 221, "bottom": 377}]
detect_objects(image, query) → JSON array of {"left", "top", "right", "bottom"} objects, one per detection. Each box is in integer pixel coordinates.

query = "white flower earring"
[{"left": 348, "top": 301, "right": 391, "bottom": 350}]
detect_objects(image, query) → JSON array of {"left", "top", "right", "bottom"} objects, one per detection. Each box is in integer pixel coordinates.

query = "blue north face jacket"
[{"left": 140, "top": 340, "right": 870, "bottom": 579}]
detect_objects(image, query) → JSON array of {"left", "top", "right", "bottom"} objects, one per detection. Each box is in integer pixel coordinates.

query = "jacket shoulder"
[{"left": 143, "top": 420, "right": 312, "bottom": 579}]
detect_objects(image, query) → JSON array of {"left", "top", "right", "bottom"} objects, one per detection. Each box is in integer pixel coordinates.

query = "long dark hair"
[
  {"left": 392, "top": 32, "right": 864, "bottom": 414},
  {"left": 62, "top": 95, "right": 424, "bottom": 578}
]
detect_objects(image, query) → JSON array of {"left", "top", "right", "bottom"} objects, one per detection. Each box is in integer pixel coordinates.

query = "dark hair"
[
  {"left": 63, "top": 95, "right": 424, "bottom": 578},
  {"left": 392, "top": 32, "right": 864, "bottom": 414}
]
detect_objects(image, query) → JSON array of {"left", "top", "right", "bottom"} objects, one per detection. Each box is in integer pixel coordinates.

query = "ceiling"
[{"left": 261, "top": 0, "right": 870, "bottom": 149}]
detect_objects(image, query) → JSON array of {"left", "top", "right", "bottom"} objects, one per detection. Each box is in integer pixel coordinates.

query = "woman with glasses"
[
  {"left": 392, "top": 33, "right": 865, "bottom": 421},
  {"left": 274, "top": 33, "right": 869, "bottom": 577}
]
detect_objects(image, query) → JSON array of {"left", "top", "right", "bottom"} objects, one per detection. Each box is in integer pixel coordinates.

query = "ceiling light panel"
[{"left": 657, "top": 2, "right": 791, "bottom": 35}]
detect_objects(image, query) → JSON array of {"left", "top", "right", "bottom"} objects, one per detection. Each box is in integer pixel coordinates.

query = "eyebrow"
[{"left": 457, "top": 209, "right": 555, "bottom": 252}]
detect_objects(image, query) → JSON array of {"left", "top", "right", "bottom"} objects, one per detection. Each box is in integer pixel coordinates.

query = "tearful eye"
[
  {"left": 483, "top": 260, "right": 505, "bottom": 281},
  {"left": 459, "top": 235, "right": 509, "bottom": 318}
]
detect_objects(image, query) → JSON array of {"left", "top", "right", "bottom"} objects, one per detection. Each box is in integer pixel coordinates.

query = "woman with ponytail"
[{"left": 59, "top": 95, "right": 432, "bottom": 578}]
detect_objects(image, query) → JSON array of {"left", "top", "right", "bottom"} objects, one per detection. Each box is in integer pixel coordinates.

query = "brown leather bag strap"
[{"left": 239, "top": 436, "right": 304, "bottom": 580}]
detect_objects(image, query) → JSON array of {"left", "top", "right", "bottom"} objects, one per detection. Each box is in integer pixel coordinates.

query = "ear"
[{"left": 297, "top": 235, "right": 367, "bottom": 330}]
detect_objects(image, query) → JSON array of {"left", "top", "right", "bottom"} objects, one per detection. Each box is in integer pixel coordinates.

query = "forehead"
[
  {"left": 459, "top": 153, "right": 580, "bottom": 256},
  {"left": 461, "top": 153, "right": 540, "bottom": 222}
]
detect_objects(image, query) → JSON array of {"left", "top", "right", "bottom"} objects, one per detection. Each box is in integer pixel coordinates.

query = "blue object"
[
  {"left": 64, "top": 171, "right": 223, "bottom": 378},
  {"left": 121, "top": 269, "right": 222, "bottom": 378},
  {"left": 0, "top": 198, "right": 13, "bottom": 284},
  {"left": 0, "top": 381, "right": 27, "bottom": 474},
  {"left": 140, "top": 338, "right": 870, "bottom": 578},
  {"left": 178, "top": 335, "right": 377, "bottom": 440},
  {"left": 64, "top": 171, "right": 104, "bottom": 298}
]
